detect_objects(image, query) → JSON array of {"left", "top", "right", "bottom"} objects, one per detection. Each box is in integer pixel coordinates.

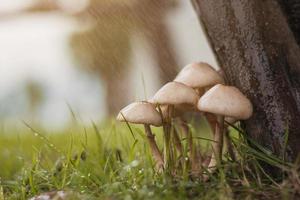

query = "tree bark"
[
  {"left": 278, "top": 0, "right": 300, "bottom": 46},
  {"left": 191, "top": 0, "right": 300, "bottom": 161}
]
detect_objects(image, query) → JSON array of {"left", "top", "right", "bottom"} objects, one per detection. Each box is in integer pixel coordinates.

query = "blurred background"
[{"left": 0, "top": 0, "right": 217, "bottom": 129}]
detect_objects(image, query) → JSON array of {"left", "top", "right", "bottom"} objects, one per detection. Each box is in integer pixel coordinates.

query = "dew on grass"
[{"left": 130, "top": 160, "right": 139, "bottom": 167}]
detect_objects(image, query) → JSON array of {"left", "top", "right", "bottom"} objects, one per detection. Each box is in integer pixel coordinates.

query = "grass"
[{"left": 0, "top": 118, "right": 299, "bottom": 199}]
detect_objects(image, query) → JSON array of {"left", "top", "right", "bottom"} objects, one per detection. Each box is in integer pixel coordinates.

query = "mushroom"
[
  {"left": 217, "top": 68, "right": 238, "bottom": 161},
  {"left": 174, "top": 62, "right": 224, "bottom": 96},
  {"left": 197, "top": 84, "right": 253, "bottom": 173},
  {"left": 174, "top": 62, "right": 224, "bottom": 173},
  {"left": 150, "top": 81, "right": 199, "bottom": 169},
  {"left": 174, "top": 62, "right": 224, "bottom": 137},
  {"left": 150, "top": 81, "right": 199, "bottom": 107},
  {"left": 117, "top": 101, "right": 164, "bottom": 171}
]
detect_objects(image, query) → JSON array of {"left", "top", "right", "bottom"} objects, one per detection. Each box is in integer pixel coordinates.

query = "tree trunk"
[{"left": 191, "top": 0, "right": 300, "bottom": 161}]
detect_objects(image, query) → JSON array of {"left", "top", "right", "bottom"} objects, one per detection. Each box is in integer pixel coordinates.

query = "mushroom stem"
[
  {"left": 162, "top": 105, "right": 173, "bottom": 169},
  {"left": 205, "top": 114, "right": 236, "bottom": 162},
  {"left": 173, "top": 127, "right": 183, "bottom": 155},
  {"left": 178, "top": 118, "right": 198, "bottom": 174},
  {"left": 178, "top": 118, "right": 193, "bottom": 156},
  {"left": 207, "top": 115, "right": 224, "bottom": 171},
  {"left": 144, "top": 124, "right": 164, "bottom": 171},
  {"left": 205, "top": 113, "right": 217, "bottom": 133},
  {"left": 202, "top": 113, "right": 217, "bottom": 167},
  {"left": 215, "top": 115, "right": 224, "bottom": 163},
  {"left": 191, "top": 146, "right": 202, "bottom": 177}
]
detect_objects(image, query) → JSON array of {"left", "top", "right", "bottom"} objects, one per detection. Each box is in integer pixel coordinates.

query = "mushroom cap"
[
  {"left": 197, "top": 84, "right": 253, "bottom": 119},
  {"left": 149, "top": 82, "right": 199, "bottom": 106},
  {"left": 174, "top": 62, "right": 224, "bottom": 88},
  {"left": 117, "top": 102, "right": 162, "bottom": 126}
]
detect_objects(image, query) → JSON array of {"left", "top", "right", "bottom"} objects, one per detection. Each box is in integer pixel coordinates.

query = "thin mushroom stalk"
[
  {"left": 117, "top": 102, "right": 165, "bottom": 172},
  {"left": 172, "top": 125, "right": 183, "bottom": 156},
  {"left": 208, "top": 115, "right": 224, "bottom": 169},
  {"left": 202, "top": 114, "right": 216, "bottom": 167},
  {"left": 162, "top": 104, "right": 174, "bottom": 170},
  {"left": 160, "top": 104, "right": 184, "bottom": 171},
  {"left": 171, "top": 118, "right": 199, "bottom": 175},
  {"left": 177, "top": 118, "right": 191, "bottom": 154},
  {"left": 203, "top": 115, "right": 224, "bottom": 181},
  {"left": 171, "top": 126, "right": 185, "bottom": 173},
  {"left": 187, "top": 129, "right": 198, "bottom": 176},
  {"left": 144, "top": 124, "right": 164, "bottom": 171},
  {"left": 192, "top": 145, "right": 203, "bottom": 177},
  {"left": 178, "top": 118, "right": 199, "bottom": 175},
  {"left": 206, "top": 114, "right": 236, "bottom": 162}
]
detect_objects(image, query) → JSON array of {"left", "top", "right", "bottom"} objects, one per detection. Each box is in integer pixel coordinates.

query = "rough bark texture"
[
  {"left": 278, "top": 0, "right": 300, "bottom": 45},
  {"left": 191, "top": 0, "right": 300, "bottom": 161}
]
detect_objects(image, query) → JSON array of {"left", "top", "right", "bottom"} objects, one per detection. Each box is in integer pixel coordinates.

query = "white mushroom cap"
[
  {"left": 149, "top": 82, "right": 199, "bottom": 106},
  {"left": 117, "top": 102, "right": 162, "bottom": 126},
  {"left": 197, "top": 84, "right": 253, "bottom": 119},
  {"left": 174, "top": 62, "right": 224, "bottom": 88}
]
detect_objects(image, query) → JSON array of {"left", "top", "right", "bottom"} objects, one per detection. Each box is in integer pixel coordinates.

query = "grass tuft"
[{"left": 0, "top": 120, "right": 298, "bottom": 199}]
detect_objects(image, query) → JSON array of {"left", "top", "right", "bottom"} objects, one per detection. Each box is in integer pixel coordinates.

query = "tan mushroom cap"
[
  {"left": 174, "top": 62, "right": 224, "bottom": 88},
  {"left": 117, "top": 102, "right": 162, "bottom": 126},
  {"left": 149, "top": 81, "right": 199, "bottom": 106},
  {"left": 197, "top": 84, "right": 253, "bottom": 120}
]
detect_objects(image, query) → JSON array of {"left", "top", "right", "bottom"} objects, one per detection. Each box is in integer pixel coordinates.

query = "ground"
[{"left": 0, "top": 119, "right": 297, "bottom": 200}]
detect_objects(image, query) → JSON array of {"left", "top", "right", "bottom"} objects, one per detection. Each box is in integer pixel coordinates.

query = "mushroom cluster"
[{"left": 117, "top": 62, "right": 253, "bottom": 178}]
